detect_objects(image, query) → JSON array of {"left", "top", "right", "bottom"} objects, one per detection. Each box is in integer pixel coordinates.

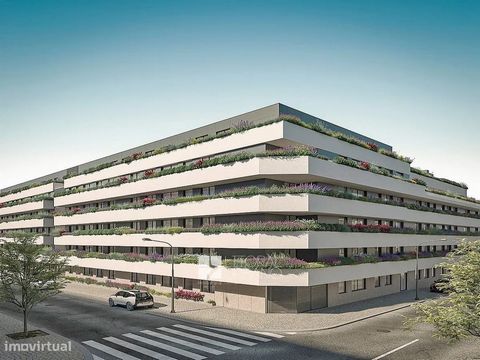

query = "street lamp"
[
  {"left": 142, "top": 238, "right": 175, "bottom": 313},
  {"left": 415, "top": 238, "right": 448, "bottom": 301}
]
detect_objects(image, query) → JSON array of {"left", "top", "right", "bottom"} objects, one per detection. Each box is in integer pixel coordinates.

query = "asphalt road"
[{"left": 1, "top": 293, "right": 479, "bottom": 360}]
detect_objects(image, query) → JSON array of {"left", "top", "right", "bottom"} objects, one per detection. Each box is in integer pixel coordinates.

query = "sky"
[{"left": 0, "top": 0, "right": 479, "bottom": 197}]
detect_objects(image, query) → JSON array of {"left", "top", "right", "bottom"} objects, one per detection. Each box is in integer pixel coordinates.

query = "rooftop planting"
[
  {"left": 62, "top": 115, "right": 414, "bottom": 181},
  {"left": 426, "top": 188, "right": 480, "bottom": 205},
  {"left": 0, "top": 180, "right": 62, "bottom": 198},
  {"left": 411, "top": 167, "right": 468, "bottom": 189},
  {"left": 56, "top": 145, "right": 424, "bottom": 200}
]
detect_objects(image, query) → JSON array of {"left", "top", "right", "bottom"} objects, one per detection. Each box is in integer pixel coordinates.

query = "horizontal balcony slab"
[
  {"left": 0, "top": 182, "right": 62, "bottom": 204},
  {"left": 64, "top": 121, "right": 410, "bottom": 189},
  {"left": 55, "top": 194, "right": 480, "bottom": 228},
  {"left": 0, "top": 217, "right": 54, "bottom": 231},
  {"left": 0, "top": 235, "right": 53, "bottom": 245},
  {"left": 54, "top": 232, "right": 465, "bottom": 249},
  {"left": 67, "top": 256, "right": 444, "bottom": 287},
  {"left": 0, "top": 200, "right": 54, "bottom": 217},
  {"left": 56, "top": 156, "right": 480, "bottom": 212}
]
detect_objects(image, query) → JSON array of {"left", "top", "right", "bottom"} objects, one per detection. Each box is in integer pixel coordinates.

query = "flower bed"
[
  {"left": 0, "top": 212, "right": 53, "bottom": 224},
  {"left": 0, "top": 194, "right": 54, "bottom": 209},
  {"left": 57, "top": 250, "right": 199, "bottom": 264},
  {"left": 54, "top": 182, "right": 480, "bottom": 221},
  {"left": 62, "top": 115, "right": 414, "bottom": 181},
  {"left": 60, "top": 219, "right": 480, "bottom": 238},
  {"left": 175, "top": 289, "right": 204, "bottom": 302},
  {"left": 411, "top": 167, "right": 468, "bottom": 189}
]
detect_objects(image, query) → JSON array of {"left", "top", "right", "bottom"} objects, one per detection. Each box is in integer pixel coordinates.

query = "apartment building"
[{"left": 1, "top": 103, "right": 478, "bottom": 313}]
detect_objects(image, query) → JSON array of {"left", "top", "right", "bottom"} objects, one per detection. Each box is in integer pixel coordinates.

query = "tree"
[
  {"left": 405, "top": 239, "right": 480, "bottom": 341},
  {"left": 0, "top": 232, "right": 68, "bottom": 337}
]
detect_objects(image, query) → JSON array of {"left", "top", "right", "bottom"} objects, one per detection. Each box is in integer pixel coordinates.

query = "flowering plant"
[
  {"left": 367, "top": 142, "right": 379, "bottom": 152},
  {"left": 359, "top": 161, "right": 371, "bottom": 170},
  {"left": 118, "top": 176, "right": 129, "bottom": 183},
  {"left": 175, "top": 289, "right": 204, "bottom": 301},
  {"left": 142, "top": 197, "right": 156, "bottom": 206},
  {"left": 144, "top": 169, "right": 155, "bottom": 178}
]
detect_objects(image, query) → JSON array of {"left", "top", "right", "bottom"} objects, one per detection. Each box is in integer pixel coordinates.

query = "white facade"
[{"left": 1, "top": 104, "right": 477, "bottom": 313}]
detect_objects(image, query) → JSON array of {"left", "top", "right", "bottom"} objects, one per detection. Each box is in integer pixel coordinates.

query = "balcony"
[
  {"left": 63, "top": 120, "right": 411, "bottom": 190},
  {"left": 0, "top": 182, "right": 62, "bottom": 204},
  {"left": 66, "top": 256, "right": 444, "bottom": 287},
  {"left": 0, "top": 217, "right": 54, "bottom": 231},
  {"left": 0, "top": 199, "right": 54, "bottom": 217},
  {"left": 54, "top": 231, "right": 462, "bottom": 249},
  {"left": 54, "top": 193, "right": 480, "bottom": 228}
]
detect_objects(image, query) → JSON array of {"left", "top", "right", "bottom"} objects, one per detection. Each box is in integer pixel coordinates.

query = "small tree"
[
  {"left": 0, "top": 232, "right": 67, "bottom": 337},
  {"left": 405, "top": 239, "right": 480, "bottom": 341}
]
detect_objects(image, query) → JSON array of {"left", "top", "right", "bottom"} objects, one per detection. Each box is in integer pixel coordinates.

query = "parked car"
[
  {"left": 32, "top": 280, "right": 56, "bottom": 290},
  {"left": 430, "top": 278, "right": 449, "bottom": 293},
  {"left": 108, "top": 290, "right": 154, "bottom": 311}
]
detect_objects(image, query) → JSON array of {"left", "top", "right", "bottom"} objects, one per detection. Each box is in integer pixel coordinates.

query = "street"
[{"left": 1, "top": 292, "right": 479, "bottom": 360}]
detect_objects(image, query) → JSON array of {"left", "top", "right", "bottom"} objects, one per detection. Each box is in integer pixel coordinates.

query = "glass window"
[
  {"left": 338, "top": 281, "right": 346, "bottom": 294},
  {"left": 385, "top": 275, "right": 392, "bottom": 285},
  {"left": 375, "top": 276, "right": 381, "bottom": 287},
  {"left": 351, "top": 279, "right": 366, "bottom": 291}
]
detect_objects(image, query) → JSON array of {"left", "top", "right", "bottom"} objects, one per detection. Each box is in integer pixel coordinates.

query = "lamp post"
[
  {"left": 142, "top": 238, "right": 175, "bottom": 313},
  {"left": 415, "top": 238, "right": 448, "bottom": 300}
]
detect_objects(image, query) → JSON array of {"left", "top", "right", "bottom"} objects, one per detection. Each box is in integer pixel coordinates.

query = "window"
[
  {"left": 146, "top": 274, "right": 156, "bottom": 285},
  {"left": 385, "top": 275, "right": 392, "bottom": 285},
  {"left": 426, "top": 269, "right": 430, "bottom": 278},
  {"left": 108, "top": 270, "right": 115, "bottom": 279},
  {"left": 432, "top": 267, "right": 436, "bottom": 277},
  {"left": 130, "top": 273, "right": 139, "bottom": 283},
  {"left": 375, "top": 276, "right": 381, "bottom": 287},
  {"left": 338, "top": 281, "right": 346, "bottom": 294},
  {"left": 351, "top": 279, "right": 366, "bottom": 291}
]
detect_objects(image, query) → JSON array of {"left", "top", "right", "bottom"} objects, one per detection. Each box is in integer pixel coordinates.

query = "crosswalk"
[{"left": 83, "top": 323, "right": 285, "bottom": 360}]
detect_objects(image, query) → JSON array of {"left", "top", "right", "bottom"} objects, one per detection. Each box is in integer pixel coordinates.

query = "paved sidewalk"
[
  {"left": 63, "top": 282, "right": 438, "bottom": 332},
  {"left": 0, "top": 311, "right": 92, "bottom": 360}
]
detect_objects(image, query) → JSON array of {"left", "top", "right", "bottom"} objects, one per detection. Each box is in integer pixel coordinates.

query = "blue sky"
[{"left": 1, "top": 0, "right": 479, "bottom": 197}]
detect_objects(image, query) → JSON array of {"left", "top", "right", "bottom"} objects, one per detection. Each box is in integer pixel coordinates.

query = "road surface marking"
[
  {"left": 141, "top": 330, "right": 224, "bottom": 355},
  {"left": 158, "top": 327, "right": 241, "bottom": 350},
  {"left": 92, "top": 356, "right": 106, "bottom": 360},
  {"left": 204, "top": 327, "right": 272, "bottom": 342},
  {"left": 104, "top": 336, "right": 177, "bottom": 360},
  {"left": 372, "top": 339, "right": 420, "bottom": 360},
  {"left": 173, "top": 324, "right": 257, "bottom": 346},
  {"left": 83, "top": 340, "right": 141, "bottom": 360},
  {"left": 254, "top": 331, "right": 285, "bottom": 338},
  {"left": 286, "top": 332, "right": 297, "bottom": 335},
  {"left": 123, "top": 333, "right": 206, "bottom": 360}
]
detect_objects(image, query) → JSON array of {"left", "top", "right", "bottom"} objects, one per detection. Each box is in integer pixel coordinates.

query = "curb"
[{"left": 62, "top": 285, "right": 431, "bottom": 335}]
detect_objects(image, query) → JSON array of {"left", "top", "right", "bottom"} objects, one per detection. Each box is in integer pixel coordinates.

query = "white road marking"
[
  {"left": 92, "top": 355, "right": 106, "bottom": 360},
  {"left": 123, "top": 333, "right": 206, "bottom": 360},
  {"left": 285, "top": 332, "right": 297, "bottom": 335},
  {"left": 141, "top": 330, "right": 225, "bottom": 355},
  {"left": 158, "top": 327, "right": 241, "bottom": 350},
  {"left": 204, "top": 327, "right": 271, "bottom": 342},
  {"left": 254, "top": 331, "right": 285, "bottom": 338},
  {"left": 83, "top": 340, "right": 141, "bottom": 360},
  {"left": 372, "top": 339, "right": 420, "bottom": 360},
  {"left": 104, "top": 336, "right": 177, "bottom": 360},
  {"left": 173, "top": 324, "right": 257, "bottom": 346}
]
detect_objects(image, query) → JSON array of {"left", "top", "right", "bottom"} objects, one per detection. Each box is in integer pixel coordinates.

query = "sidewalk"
[
  {"left": 0, "top": 311, "right": 92, "bottom": 360},
  {"left": 63, "top": 282, "right": 438, "bottom": 332}
]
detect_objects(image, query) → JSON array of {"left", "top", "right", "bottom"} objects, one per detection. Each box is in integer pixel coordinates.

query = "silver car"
[{"left": 108, "top": 290, "right": 154, "bottom": 311}]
